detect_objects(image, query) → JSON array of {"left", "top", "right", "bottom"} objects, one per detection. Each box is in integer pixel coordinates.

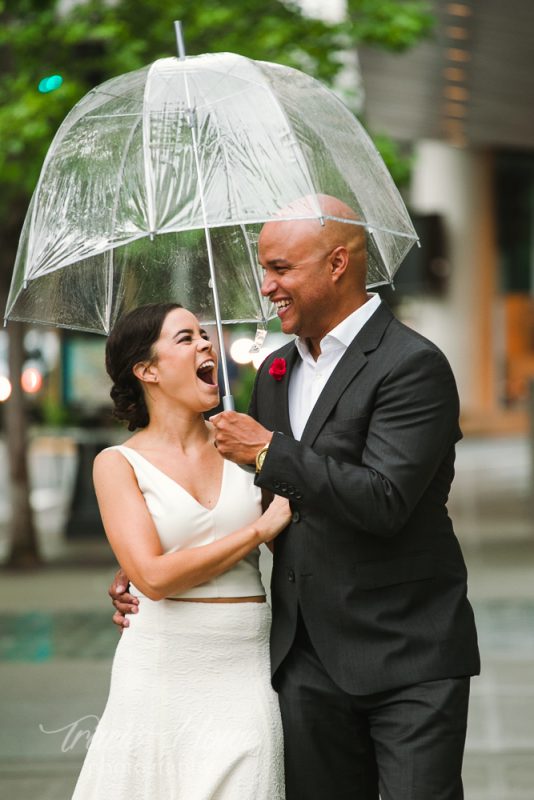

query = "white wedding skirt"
[{"left": 72, "top": 598, "right": 285, "bottom": 799}]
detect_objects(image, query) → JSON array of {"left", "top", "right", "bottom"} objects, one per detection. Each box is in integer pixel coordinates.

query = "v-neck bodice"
[
  {"left": 119, "top": 446, "right": 228, "bottom": 512},
  {"left": 105, "top": 445, "right": 265, "bottom": 599}
]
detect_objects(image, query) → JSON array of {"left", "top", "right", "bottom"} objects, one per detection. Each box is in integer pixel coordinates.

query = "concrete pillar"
[{"left": 406, "top": 140, "right": 498, "bottom": 424}]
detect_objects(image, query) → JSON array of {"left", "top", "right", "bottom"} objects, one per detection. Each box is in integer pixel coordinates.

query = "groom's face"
[{"left": 258, "top": 219, "right": 337, "bottom": 339}]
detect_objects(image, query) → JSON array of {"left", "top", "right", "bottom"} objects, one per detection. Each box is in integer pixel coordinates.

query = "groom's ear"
[
  {"left": 329, "top": 245, "right": 350, "bottom": 282},
  {"left": 133, "top": 361, "right": 158, "bottom": 384}
]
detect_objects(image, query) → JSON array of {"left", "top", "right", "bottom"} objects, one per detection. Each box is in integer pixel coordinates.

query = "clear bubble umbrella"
[{"left": 5, "top": 25, "right": 418, "bottom": 409}]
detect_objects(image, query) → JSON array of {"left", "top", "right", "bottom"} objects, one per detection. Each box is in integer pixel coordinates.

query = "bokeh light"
[
  {"left": 21, "top": 367, "right": 43, "bottom": 393},
  {"left": 230, "top": 337, "right": 255, "bottom": 365},
  {"left": 38, "top": 75, "right": 63, "bottom": 93},
  {"left": 0, "top": 376, "right": 12, "bottom": 402}
]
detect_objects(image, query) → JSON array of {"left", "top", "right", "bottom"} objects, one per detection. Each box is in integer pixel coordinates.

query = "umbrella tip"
[{"left": 174, "top": 20, "right": 186, "bottom": 60}]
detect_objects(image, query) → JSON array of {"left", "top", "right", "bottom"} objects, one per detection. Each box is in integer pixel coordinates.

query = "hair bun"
[{"left": 109, "top": 381, "right": 149, "bottom": 432}]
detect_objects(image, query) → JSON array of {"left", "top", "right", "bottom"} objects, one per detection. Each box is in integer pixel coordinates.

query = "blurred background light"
[
  {"left": 38, "top": 75, "right": 63, "bottom": 93},
  {"left": 0, "top": 375, "right": 12, "bottom": 401},
  {"left": 21, "top": 366, "right": 43, "bottom": 394},
  {"left": 446, "top": 48, "right": 471, "bottom": 62},
  {"left": 443, "top": 85, "right": 469, "bottom": 101},
  {"left": 443, "top": 67, "right": 467, "bottom": 82},
  {"left": 229, "top": 337, "right": 255, "bottom": 365},
  {"left": 446, "top": 3, "right": 472, "bottom": 16}
]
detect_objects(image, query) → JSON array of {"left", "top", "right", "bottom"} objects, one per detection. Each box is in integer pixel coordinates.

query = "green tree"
[
  {"left": 346, "top": 0, "right": 433, "bottom": 50},
  {"left": 0, "top": 0, "right": 433, "bottom": 567}
]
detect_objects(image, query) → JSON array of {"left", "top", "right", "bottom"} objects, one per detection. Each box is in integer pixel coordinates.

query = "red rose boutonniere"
[{"left": 269, "top": 357, "right": 287, "bottom": 382}]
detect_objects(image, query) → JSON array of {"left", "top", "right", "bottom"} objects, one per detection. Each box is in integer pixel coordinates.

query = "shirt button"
[
  {"left": 292, "top": 511, "right": 300, "bottom": 523},
  {"left": 288, "top": 569, "right": 295, "bottom": 583}
]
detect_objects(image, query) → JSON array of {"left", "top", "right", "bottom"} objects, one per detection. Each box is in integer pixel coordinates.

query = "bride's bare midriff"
[{"left": 166, "top": 596, "right": 266, "bottom": 603}]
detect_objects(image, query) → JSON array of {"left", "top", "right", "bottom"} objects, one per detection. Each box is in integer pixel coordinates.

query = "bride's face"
[{"left": 141, "top": 308, "right": 220, "bottom": 413}]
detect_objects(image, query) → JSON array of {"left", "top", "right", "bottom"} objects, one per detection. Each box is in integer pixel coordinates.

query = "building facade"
[{"left": 358, "top": 0, "right": 534, "bottom": 432}]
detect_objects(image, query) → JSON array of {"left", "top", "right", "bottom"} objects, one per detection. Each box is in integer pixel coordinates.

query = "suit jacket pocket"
[
  {"left": 354, "top": 551, "right": 436, "bottom": 590},
  {"left": 322, "top": 415, "right": 370, "bottom": 437}
]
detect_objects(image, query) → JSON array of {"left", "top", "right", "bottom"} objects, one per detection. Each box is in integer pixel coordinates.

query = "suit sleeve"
[{"left": 256, "top": 348, "right": 460, "bottom": 539}]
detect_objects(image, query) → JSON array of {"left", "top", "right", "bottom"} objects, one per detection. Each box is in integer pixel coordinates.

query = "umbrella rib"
[
  {"left": 240, "top": 224, "right": 269, "bottom": 326},
  {"left": 85, "top": 112, "right": 143, "bottom": 119},
  {"left": 104, "top": 116, "right": 143, "bottom": 333},
  {"left": 142, "top": 62, "right": 158, "bottom": 235}
]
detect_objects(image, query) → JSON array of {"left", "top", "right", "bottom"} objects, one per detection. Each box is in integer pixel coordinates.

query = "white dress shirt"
[{"left": 288, "top": 294, "right": 381, "bottom": 440}]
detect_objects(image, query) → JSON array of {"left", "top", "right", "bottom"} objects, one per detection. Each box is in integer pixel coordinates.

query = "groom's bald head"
[{"left": 258, "top": 195, "right": 370, "bottom": 342}]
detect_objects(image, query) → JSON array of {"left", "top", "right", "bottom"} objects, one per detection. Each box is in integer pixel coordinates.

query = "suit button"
[
  {"left": 292, "top": 511, "right": 300, "bottom": 523},
  {"left": 280, "top": 482, "right": 288, "bottom": 492},
  {"left": 274, "top": 481, "right": 280, "bottom": 490},
  {"left": 295, "top": 493, "right": 303, "bottom": 500},
  {"left": 288, "top": 569, "right": 295, "bottom": 582}
]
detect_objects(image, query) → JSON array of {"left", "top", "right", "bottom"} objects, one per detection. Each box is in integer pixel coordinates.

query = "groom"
[{"left": 112, "top": 195, "right": 480, "bottom": 799}]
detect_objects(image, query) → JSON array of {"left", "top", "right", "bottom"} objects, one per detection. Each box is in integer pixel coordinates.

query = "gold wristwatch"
[{"left": 255, "top": 443, "right": 270, "bottom": 473}]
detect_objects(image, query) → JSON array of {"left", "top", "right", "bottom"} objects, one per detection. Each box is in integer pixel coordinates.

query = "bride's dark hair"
[{"left": 106, "top": 302, "right": 183, "bottom": 431}]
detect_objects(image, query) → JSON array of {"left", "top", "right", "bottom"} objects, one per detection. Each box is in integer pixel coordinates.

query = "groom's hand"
[
  {"left": 209, "top": 411, "right": 273, "bottom": 465},
  {"left": 108, "top": 567, "right": 138, "bottom": 631}
]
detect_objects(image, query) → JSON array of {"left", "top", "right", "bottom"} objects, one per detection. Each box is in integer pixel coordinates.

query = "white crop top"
[{"left": 106, "top": 445, "right": 265, "bottom": 599}]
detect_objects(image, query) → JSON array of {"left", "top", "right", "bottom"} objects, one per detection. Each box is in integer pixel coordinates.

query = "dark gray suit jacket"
[{"left": 250, "top": 301, "right": 480, "bottom": 695}]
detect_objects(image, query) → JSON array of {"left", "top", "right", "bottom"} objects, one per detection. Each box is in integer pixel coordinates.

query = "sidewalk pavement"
[{"left": 1, "top": 435, "right": 533, "bottom": 799}]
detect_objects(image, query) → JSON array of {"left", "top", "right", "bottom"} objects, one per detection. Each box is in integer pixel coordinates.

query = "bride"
[{"left": 71, "top": 302, "right": 289, "bottom": 799}]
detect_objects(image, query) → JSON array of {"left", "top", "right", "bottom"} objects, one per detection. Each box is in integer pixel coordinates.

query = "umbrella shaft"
[{"left": 203, "top": 225, "right": 233, "bottom": 398}]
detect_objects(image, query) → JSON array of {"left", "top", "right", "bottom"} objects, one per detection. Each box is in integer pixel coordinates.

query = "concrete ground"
[{"left": 0, "top": 434, "right": 533, "bottom": 799}]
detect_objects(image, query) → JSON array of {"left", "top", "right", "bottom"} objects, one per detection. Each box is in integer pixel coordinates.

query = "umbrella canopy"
[{"left": 6, "top": 51, "right": 418, "bottom": 339}]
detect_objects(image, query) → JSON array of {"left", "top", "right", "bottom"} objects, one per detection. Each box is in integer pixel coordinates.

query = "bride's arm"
[
  {"left": 94, "top": 450, "right": 289, "bottom": 601},
  {"left": 261, "top": 489, "right": 275, "bottom": 553}
]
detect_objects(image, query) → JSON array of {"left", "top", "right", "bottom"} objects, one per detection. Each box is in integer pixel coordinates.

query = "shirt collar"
[{"left": 295, "top": 293, "right": 381, "bottom": 361}]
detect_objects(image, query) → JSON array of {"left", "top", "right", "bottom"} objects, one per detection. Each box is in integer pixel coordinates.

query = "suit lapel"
[
  {"left": 300, "top": 302, "right": 394, "bottom": 447},
  {"left": 299, "top": 346, "right": 367, "bottom": 446}
]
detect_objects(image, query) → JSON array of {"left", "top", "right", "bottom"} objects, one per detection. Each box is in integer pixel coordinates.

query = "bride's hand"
[{"left": 256, "top": 495, "right": 292, "bottom": 544}]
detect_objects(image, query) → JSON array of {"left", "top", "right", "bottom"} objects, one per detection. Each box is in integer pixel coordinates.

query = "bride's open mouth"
[{"left": 196, "top": 359, "right": 217, "bottom": 387}]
